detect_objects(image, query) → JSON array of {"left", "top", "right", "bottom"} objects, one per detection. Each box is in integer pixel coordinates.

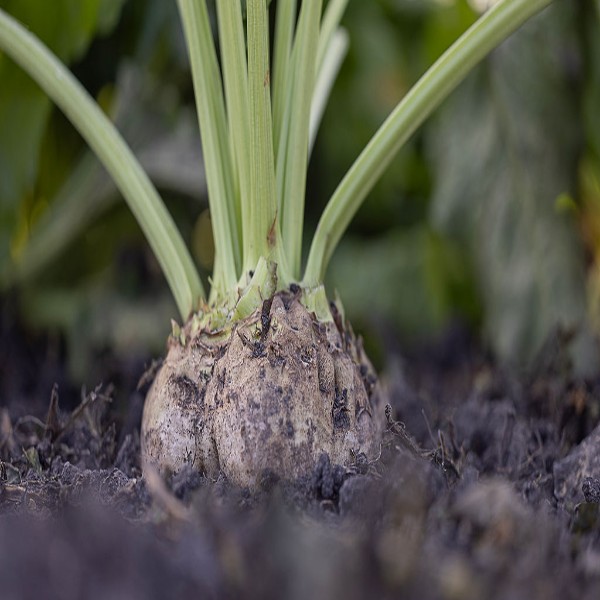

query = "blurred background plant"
[{"left": 1, "top": 0, "right": 599, "bottom": 384}]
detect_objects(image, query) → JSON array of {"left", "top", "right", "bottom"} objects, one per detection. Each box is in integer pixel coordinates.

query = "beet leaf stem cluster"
[{"left": 0, "top": 0, "right": 553, "bottom": 322}]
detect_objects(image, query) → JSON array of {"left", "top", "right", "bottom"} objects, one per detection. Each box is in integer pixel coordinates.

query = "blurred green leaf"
[
  {"left": 0, "top": 0, "right": 123, "bottom": 267},
  {"left": 428, "top": 3, "right": 588, "bottom": 364},
  {"left": 4, "top": 65, "right": 205, "bottom": 288},
  {"left": 328, "top": 226, "right": 479, "bottom": 340},
  {"left": 0, "top": 1, "right": 209, "bottom": 385},
  {"left": 585, "top": 0, "right": 600, "bottom": 162},
  {"left": 314, "top": 0, "right": 430, "bottom": 234},
  {"left": 21, "top": 282, "right": 175, "bottom": 382},
  {"left": 313, "top": 1, "right": 477, "bottom": 237},
  {"left": 422, "top": 0, "right": 476, "bottom": 65}
]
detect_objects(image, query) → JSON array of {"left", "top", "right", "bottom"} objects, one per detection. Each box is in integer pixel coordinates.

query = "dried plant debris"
[
  {"left": 0, "top": 384, "right": 148, "bottom": 519},
  {"left": 554, "top": 424, "right": 600, "bottom": 510},
  {"left": 2, "top": 342, "right": 600, "bottom": 599}
]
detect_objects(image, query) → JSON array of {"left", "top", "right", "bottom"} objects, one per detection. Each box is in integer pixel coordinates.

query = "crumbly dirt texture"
[
  {"left": 2, "top": 305, "right": 600, "bottom": 599},
  {"left": 142, "top": 291, "right": 382, "bottom": 488}
]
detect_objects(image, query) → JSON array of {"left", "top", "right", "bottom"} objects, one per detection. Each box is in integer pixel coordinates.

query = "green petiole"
[
  {"left": 0, "top": 7, "right": 204, "bottom": 320},
  {"left": 276, "top": 0, "right": 323, "bottom": 279},
  {"left": 177, "top": 0, "right": 240, "bottom": 299},
  {"left": 215, "top": 0, "right": 253, "bottom": 274},
  {"left": 0, "top": 0, "right": 555, "bottom": 324},
  {"left": 246, "top": 0, "right": 279, "bottom": 270},
  {"left": 303, "top": 0, "right": 554, "bottom": 285}
]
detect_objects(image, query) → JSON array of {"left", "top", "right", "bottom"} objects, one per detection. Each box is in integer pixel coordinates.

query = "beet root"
[{"left": 141, "top": 292, "right": 382, "bottom": 488}]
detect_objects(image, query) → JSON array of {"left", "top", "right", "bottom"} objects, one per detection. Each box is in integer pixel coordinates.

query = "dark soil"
[{"left": 2, "top": 305, "right": 600, "bottom": 599}]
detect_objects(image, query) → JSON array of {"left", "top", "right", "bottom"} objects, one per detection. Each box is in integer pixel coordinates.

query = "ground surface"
[{"left": 2, "top": 300, "right": 600, "bottom": 600}]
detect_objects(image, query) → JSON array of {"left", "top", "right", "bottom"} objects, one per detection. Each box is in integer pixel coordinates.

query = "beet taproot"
[{"left": 142, "top": 291, "right": 382, "bottom": 488}]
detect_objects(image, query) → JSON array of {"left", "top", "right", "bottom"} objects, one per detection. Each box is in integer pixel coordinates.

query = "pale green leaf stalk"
[
  {"left": 246, "top": 0, "right": 279, "bottom": 267},
  {"left": 277, "top": 0, "right": 323, "bottom": 278},
  {"left": 0, "top": 0, "right": 555, "bottom": 330},
  {"left": 303, "top": 0, "right": 554, "bottom": 286},
  {"left": 309, "top": 27, "right": 349, "bottom": 154},
  {"left": 0, "top": 7, "right": 203, "bottom": 320},
  {"left": 177, "top": 0, "right": 241, "bottom": 298},
  {"left": 216, "top": 0, "right": 253, "bottom": 273},
  {"left": 309, "top": 0, "right": 350, "bottom": 154},
  {"left": 316, "top": 0, "right": 349, "bottom": 72},
  {"left": 272, "top": 0, "right": 297, "bottom": 160}
]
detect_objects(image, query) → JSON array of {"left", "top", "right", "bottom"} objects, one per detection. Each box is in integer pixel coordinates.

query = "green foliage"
[
  {"left": 0, "top": 0, "right": 123, "bottom": 266},
  {"left": 329, "top": 227, "right": 479, "bottom": 341},
  {"left": 586, "top": 0, "right": 600, "bottom": 162},
  {"left": 428, "top": 2, "right": 588, "bottom": 364},
  {"left": 2, "top": 0, "right": 598, "bottom": 380},
  {"left": 0, "top": 1, "right": 205, "bottom": 378},
  {"left": 314, "top": 0, "right": 477, "bottom": 234},
  {"left": 7, "top": 68, "right": 206, "bottom": 288}
]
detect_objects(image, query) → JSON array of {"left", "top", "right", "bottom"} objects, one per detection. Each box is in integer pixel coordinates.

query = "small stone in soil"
[{"left": 582, "top": 477, "right": 600, "bottom": 504}]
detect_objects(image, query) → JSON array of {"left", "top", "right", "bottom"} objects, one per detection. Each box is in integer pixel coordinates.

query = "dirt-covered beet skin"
[{"left": 141, "top": 290, "right": 382, "bottom": 488}]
